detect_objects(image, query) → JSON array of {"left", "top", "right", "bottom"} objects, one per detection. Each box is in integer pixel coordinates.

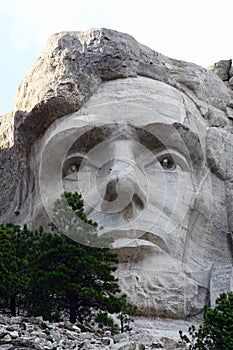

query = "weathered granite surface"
[
  {"left": 0, "top": 28, "right": 233, "bottom": 323},
  {"left": 0, "top": 314, "right": 191, "bottom": 349},
  {"left": 208, "top": 59, "right": 233, "bottom": 89}
]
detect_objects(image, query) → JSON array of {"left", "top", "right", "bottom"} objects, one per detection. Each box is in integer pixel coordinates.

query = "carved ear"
[{"left": 206, "top": 127, "right": 233, "bottom": 180}]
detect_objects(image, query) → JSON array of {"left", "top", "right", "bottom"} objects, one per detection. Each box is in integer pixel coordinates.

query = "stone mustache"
[{"left": 0, "top": 29, "right": 232, "bottom": 319}]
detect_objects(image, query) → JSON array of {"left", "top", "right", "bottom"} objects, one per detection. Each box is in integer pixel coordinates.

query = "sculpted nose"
[
  {"left": 101, "top": 160, "right": 146, "bottom": 219},
  {"left": 104, "top": 180, "right": 119, "bottom": 202},
  {"left": 104, "top": 160, "right": 133, "bottom": 201}
]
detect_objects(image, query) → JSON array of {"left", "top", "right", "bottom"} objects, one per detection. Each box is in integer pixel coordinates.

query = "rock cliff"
[{"left": 0, "top": 28, "right": 233, "bottom": 339}]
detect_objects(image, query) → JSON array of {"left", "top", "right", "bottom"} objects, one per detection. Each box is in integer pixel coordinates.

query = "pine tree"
[
  {"left": 26, "top": 233, "right": 121, "bottom": 323},
  {"left": 26, "top": 192, "right": 134, "bottom": 324},
  {"left": 179, "top": 292, "right": 233, "bottom": 349},
  {"left": 52, "top": 192, "right": 113, "bottom": 248},
  {"left": 0, "top": 192, "right": 135, "bottom": 327},
  {"left": 0, "top": 224, "right": 29, "bottom": 315}
]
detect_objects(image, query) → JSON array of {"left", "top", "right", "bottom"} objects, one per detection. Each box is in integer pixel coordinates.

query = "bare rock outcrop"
[
  {"left": 208, "top": 59, "right": 233, "bottom": 92},
  {"left": 0, "top": 314, "right": 189, "bottom": 350}
]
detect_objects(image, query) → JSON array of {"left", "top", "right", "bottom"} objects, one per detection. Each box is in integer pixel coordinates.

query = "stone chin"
[
  {"left": 115, "top": 261, "right": 209, "bottom": 319},
  {"left": 108, "top": 232, "right": 209, "bottom": 319}
]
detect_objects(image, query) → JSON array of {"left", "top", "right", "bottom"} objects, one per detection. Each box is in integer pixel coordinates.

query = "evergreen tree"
[
  {"left": 52, "top": 192, "right": 113, "bottom": 248},
  {"left": 26, "top": 192, "right": 134, "bottom": 324},
  {"left": 179, "top": 292, "right": 233, "bottom": 349},
  {"left": 0, "top": 224, "right": 29, "bottom": 315},
  {"left": 26, "top": 233, "right": 122, "bottom": 323},
  {"left": 0, "top": 192, "right": 135, "bottom": 327}
]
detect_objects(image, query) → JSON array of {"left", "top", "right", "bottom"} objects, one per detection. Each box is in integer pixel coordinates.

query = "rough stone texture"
[
  {"left": 0, "top": 28, "right": 233, "bottom": 324},
  {"left": 208, "top": 59, "right": 232, "bottom": 82},
  {"left": 0, "top": 314, "right": 191, "bottom": 350},
  {"left": 0, "top": 112, "right": 14, "bottom": 150},
  {"left": 210, "top": 263, "right": 233, "bottom": 307},
  {"left": 208, "top": 59, "right": 233, "bottom": 92},
  {"left": 0, "top": 112, "right": 19, "bottom": 219}
]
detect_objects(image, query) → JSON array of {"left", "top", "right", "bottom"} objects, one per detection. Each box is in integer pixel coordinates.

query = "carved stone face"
[{"left": 38, "top": 77, "right": 216, "bottom": 317}]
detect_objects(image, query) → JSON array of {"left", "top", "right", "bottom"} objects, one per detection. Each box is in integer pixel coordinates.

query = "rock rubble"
[{"left": 0, "top": 314, "right": 187, "bottom": 350}]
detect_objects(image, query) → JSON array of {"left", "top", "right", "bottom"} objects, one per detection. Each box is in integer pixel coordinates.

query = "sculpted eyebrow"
[
  {"left": 65, "top": 123, "right": 203, "bottom": 169},
  {"left": 142, "top": 123, "right": 203, "bottom": 167},
  {"left": 173, "top": 123, "right": 203, "bottom": 167},
  {"left": 67, "top": 127, "right": 110, "bottom": 153},
  {"left": 66, "top": 124, "right": 141, "bottom": 153}
]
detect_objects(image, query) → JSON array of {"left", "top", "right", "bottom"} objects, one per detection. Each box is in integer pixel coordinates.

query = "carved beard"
[{"left": 115, "top": 258, "right": 209, "bottom": 319}]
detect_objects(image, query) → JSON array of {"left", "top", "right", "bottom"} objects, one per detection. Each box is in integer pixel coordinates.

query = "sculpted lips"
[
  {"left": 101, "top": 229, "right": 169, "bottom": 254},
  {"left": 101, "top": 230, "right": 170, "bottom": 263}
]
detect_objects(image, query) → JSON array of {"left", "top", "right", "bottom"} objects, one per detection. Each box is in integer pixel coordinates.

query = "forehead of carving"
[
  {"left": 41, "top": 76, "right": 204, "bottom": 168},
  {"left": 78, "top": 77, "right": 186, "bottom": 125},
  {"left": 68, "top": 124, "right": 163, "bottom": 154}
]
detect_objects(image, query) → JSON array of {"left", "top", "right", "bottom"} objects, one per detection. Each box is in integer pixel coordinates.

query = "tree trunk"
[
  {"left": 120, "top": 312, "right": 124, "bottom": 333},
  {"left": 69, "top": 296, "right": 76, "bottom": 324},
  {"left": 10, "top": 296, "right": 16, "bottom": 316}
]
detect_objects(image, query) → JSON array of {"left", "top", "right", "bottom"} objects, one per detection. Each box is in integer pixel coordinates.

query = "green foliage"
[
  {"left": 52, "top": 192, "right": 113, "bottom": 248},
  {"left": 26, "top": 234, "right": 122, "bottom": 324},
  {"left": 116, "top": 295, "right": 136, "bottom": 333},
  {"left": 0, "top": 192, "right": 135, "bottom": 330},
  {"left": 0, "top": 223, "right": 40, "bottom": 316},
  {"left": 179, "top": 292, "right": 233, "bottom": 349},
  {"left": 95, "top": 311, "right": 119, "bottom": 332},
  {"left": 94, "top": 296, "right": 136, "bottom": 333}
]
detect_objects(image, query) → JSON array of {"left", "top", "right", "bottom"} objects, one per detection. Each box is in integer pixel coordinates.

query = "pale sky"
[{"left": 0, "top": 0, "right": 232, "bottom": 115}]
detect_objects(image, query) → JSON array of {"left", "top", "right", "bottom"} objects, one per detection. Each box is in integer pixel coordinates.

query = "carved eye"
[
  {"left": 70, "top": 164, "right": 79, "bottom": 173},
  {"left": 159, "top": 156, "right": 176, "bottom": 171},
  {"left": 62, "top": 157, "right": 83, "bottom": 178},
  {"left": 144, "top": 149, "right": 188, "bottom": 174}
]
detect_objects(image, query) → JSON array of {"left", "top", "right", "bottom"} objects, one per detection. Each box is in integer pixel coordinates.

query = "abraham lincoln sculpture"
[{"left": 0, "top": 29, "right": 232, "bottom": 319}]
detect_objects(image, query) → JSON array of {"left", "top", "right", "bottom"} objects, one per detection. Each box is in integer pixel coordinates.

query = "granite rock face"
[
  {"left": 0, "top": 28, "right": 233, "bottom": 321},
  {"left": 209, "top": 59, "right": 233, "bottom": 91}
]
